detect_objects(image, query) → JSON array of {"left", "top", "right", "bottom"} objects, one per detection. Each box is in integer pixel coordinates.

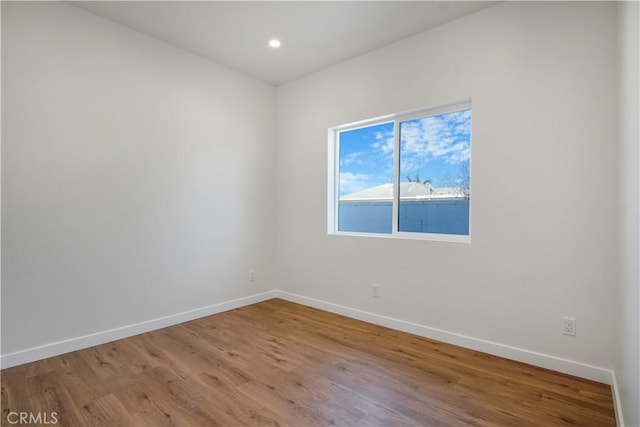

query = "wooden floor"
[{"left": 2, "top": 299, "right": 615, "bottom": 426}]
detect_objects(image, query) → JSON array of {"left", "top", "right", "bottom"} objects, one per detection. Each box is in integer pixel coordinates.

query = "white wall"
[
  {"left": 276, "top": 2, "right": 618, "bottom": 371},
  {"left": 616, "top": 2, "right": 640, "bottom": 426},
  {"left": 1, "top": 2, "right": 276, "bottom": 355}
]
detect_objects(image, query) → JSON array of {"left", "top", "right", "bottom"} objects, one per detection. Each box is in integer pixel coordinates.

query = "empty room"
[{"left": 1, "top": 1, "right": 639, "bottom": 426}]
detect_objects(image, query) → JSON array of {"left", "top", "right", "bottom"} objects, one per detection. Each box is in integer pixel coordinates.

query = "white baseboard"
[
  {"left": 1, "top": 288, "right": 616, "bottom": 389},
  {"left": 274, "top": 290, "right": 614, "bottom": 385},
  {"left": 2, "top": 289, "right": 622, "bottom": 424},
  {"left": 611, "top": 371, "right": 626, "bottom": 427},
  {"left": 0, "top": 290, "right": 278, "bottom": 370}
]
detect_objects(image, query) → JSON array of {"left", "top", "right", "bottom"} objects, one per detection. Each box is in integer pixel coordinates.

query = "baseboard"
[
  {"left": 611, "top": 371, "right": 626, "bottom": 427},
  {"left": 2, "top": 288, "right": 615, "bottom": 387},
  {"left": 0, "top": 290, "right": 278, "bottom": 370},
  {"left": 274, "top": 290, "right": 614, "bottom": 385}
]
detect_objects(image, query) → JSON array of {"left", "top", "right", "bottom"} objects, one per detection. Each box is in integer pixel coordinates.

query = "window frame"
[{"left": 328, "top": 100, "right": 472, "bottom": 243}]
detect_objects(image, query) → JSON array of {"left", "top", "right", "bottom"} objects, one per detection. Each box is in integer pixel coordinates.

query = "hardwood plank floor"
[{"left": 1, "top": 299, "right": 616, "bottom": 426}]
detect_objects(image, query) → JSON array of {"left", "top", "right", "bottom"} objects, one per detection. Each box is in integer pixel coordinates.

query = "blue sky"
[{"left": 339, "top": 109, "right": 471, "bottom": 196}]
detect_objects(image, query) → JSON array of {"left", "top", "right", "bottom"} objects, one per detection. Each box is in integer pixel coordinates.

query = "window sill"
[{"left": 329, "top": 231, "right": 471, "bottom": 244}]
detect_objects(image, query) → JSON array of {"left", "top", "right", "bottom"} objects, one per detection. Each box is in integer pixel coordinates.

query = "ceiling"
[{"left": 72, "top": 1, "right": 498, "bottom": 86}]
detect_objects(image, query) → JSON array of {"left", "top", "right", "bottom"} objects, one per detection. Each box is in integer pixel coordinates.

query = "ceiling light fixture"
[{"left": 269, "top": 39, "right": 281, "bottom": 48}]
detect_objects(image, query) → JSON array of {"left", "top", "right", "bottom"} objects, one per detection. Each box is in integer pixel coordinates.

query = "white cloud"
[
  {"left": 446, "top": 147, "right": 471, "bottom": 164},
  {"left": 340, "top": 151, "right": 364, "bottom": 167},
  {"left": 399, "top": 110, "right": 470, "bottom": 170},
  {"left": 372, "top": 130, "right": 394, "bottom": 157},
  {"left": 339, "top": 172, "right": 373, "bottom": 195}
]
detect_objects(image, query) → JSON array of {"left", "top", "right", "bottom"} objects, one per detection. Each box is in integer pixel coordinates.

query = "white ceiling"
[{"left": 72, "top": 1, "right": 498, "bottom": 86}]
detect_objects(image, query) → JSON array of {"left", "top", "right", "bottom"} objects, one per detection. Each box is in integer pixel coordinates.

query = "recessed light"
[{"left": 269, "top": 39, "right": 281, "bottom": 48}]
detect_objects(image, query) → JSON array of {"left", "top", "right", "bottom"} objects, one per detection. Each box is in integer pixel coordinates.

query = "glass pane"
[
  {"left": 398, "top": 109, "right": 471, "bottom": 235},
  {"left": 338, "top": 122, "right": 394, "bottom": 234}
]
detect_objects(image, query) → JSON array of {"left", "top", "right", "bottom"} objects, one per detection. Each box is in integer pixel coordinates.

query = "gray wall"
[
  {"left": 1, "top": 1, "right": 276, "bottom": 354},
  {"left": 616, "top": 2, "right": 639, "bottom": 426},
  {"left": 276, "top": 2, "right": 618, "bottom": 370},
  {"left": 339, "top": 200, "right": 469, "bottom": 235}
]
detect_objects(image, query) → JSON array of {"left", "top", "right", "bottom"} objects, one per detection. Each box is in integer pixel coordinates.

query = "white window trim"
[{"left": 328, "top": 99, "right": 472, "bottom": 243}]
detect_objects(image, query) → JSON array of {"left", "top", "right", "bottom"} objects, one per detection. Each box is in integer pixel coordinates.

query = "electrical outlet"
[
  {"left": 250, "top": 270, "right": 256, "bottom": 282},
  {"left": 372, "top": 284, "right": 380, "bottom": 298},
  {"left": 562, "top": 317, "right": 576, "bottom": 336}
]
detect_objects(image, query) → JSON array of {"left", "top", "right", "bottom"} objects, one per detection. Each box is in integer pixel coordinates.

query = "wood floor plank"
[{"left": 1, "top": 298, "right": 616, "bottom": 426}]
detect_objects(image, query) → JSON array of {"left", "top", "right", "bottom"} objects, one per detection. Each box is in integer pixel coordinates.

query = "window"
[{"left": 328, "top": 101, "right": 471, "bottom": 242}]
